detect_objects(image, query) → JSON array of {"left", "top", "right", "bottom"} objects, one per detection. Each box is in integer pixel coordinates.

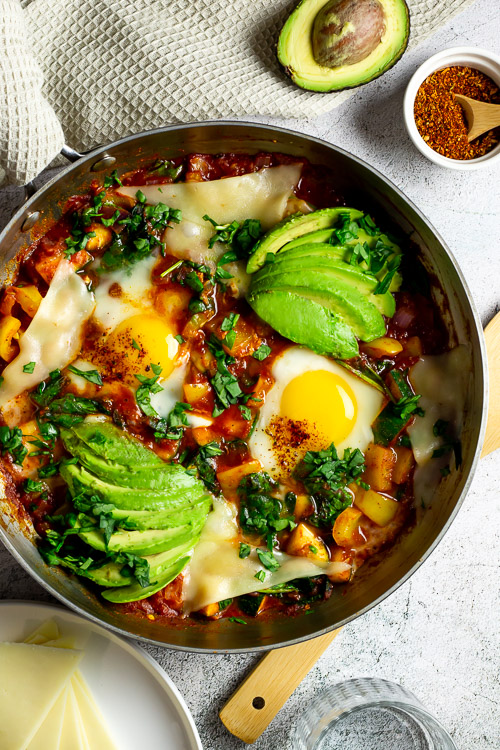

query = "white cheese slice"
[
  {"left": 0, "top": 642, "right": 82, "bottom": 750},
  {"left": 24, "top": 619, "right": 60, "bottom": 645},
  {"left": 182, "top": 498, "right": 349, "bottom": 613},
  {"left": 117, "top": 165, "right": 302, "bottom": 265},
  {"left": 72, "top": 674, "right": 119, "bottom": 750},
  {"left": 60, "top": 686, "right": 88, "bottom": 750},
  {"left": 0, "top": 259, "right": 95, "bottom": 410},
  {"left": 26, "top": 687, "right": 68, "bottom": 750}
]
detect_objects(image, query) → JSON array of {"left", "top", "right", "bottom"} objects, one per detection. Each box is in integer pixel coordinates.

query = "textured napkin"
[{"left": 1, "top": 0, "right": 475, "bottom": 185}]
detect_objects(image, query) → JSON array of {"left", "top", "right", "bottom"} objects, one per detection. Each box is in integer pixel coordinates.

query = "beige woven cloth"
[{"left": 1, "top": 0, "right": 475, "bottom": 185}]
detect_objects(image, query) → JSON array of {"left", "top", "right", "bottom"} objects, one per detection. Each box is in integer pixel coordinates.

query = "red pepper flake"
[{"left": 414, "top": 66, "right": 500, "bottom": 160}]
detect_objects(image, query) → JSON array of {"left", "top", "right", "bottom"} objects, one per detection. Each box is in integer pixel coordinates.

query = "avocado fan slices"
[
  {"left": 45, "top": 421, "right": 212, "bottom": 603},
  {"left": 246, "top": 207, "right": 402, "bottom": 357}
]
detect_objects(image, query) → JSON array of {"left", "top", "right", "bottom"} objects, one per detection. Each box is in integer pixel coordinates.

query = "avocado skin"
[
  {"left": 249, "top": 268, "right": 385, "bottom": 340},
  {"left": 246, "top": 207, "right": 363, "bottom": 273},
  {"left": 102, "top": 555, "right": 190, "bottom": 604},
  {"left": 251, "top": 248, "right": 395, "bottom": 317},
  {"left": 277, "top": 0, "right": 410, "bottom": 93},
  {"left": 248, "top": 289, "right": 359, "bottom": 358}
]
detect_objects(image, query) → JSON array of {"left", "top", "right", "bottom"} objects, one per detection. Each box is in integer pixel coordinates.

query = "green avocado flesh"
[
  {"left": 251, "top": 248, "right": 395, "bottom": 316},
  {"left": 277, "top": 0, "right": 410, "bottom": 93},
  {"left": 248, "top": 290, "right": 359, "bottom": 357},
  {"left": 48, "top": 422, "right": 211, "bottom": 603},
  {"left": 102, "top": 556, "right": 190, "bottom": 604},
  {"left": 246, "top": 207, "right": 363, "bottom": 273}
]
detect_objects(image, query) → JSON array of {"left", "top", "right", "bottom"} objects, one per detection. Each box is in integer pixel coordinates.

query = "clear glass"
[{"left": 291, "top": 678, "right": 458, "bottom": 750}]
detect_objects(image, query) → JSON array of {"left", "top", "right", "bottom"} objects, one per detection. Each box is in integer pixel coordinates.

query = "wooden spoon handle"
[
  {"left": 482, "top": 312, "right": 500, "bottom": 456},
  {"left": 219, "top": 628, "right": 342, "bottom": 743},
  {"left": 454, "top": 94, "right": 500, "bottom": 142}
]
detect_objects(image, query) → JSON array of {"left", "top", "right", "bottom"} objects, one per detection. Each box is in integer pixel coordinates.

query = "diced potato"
[
  {"left": 363, "top": 336, "right": 403, "bottom": 358},
  {"left": 84, "top": 223, "right": 112, "bottom": 252},
  {"left": 0, "top": 287, "right": 17, "bottom": 315},
  {"left": 0, "top": 315, "right": 21, "bottom": 362},
  {"left": 197, "top": 603, "right": 220, "bottom": 618},
  {"left": 363, "top": 443, "right": 396, "bottom": 492},
  {"left": 218, "top": 406, "right": 251, "bottom": 439},
  {"left": 183, "top": 382, "right": 210, "bottom": 406},
  {"left": 155, "top": 287, "right": 192, "bottom": 320},
  {"left": 404, "top": 336, "right": 423, "bottom": 358},
  {"left": 328, "top": 547, "right": 353, "bottom": 583},
  {"left": 294, "top": 494, "right": 314, "bottom": 521},
  {"left": 222, "top": 319, "right": 260, "bottom": 358},
  {"left": 393, "top": 446, "right": 415, "bottom": 485},
  {"left": 192, "top": 426, "right": 219, "bottom": 446},
  {"left": 332, "top": 507, "right": 364, "bottom": 547},
  {"left": 354, "top": 489, "right": 399, "bottom": 527},
  {"left": 14, "top": 285, "right": 42, "bottom": 317},
  {"left": 217, "top": 459, "right": 262, "bottom": 495},
  {"left": 286, "top": 522, "right": 329, "bottom": 562}
]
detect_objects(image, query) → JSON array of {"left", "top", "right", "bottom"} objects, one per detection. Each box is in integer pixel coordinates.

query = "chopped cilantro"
[
  {"left": 24, "top": 478, "right": 45, "bottom": 493},
  {"left": 103, "top": 169, "right": 122, "bottom": 187},
  {"left": 228, "top": 617, "right": 247, "bottom": 625},
  {"left": 31, "top": 369, "right": 63, "bottom": 408},
  {"left": 0, "top": 425, "right": 27, "bottom": 465},
  {"left": 68, "top": 365, "right": 103, "bottom": 386},
  {"left": 132, "top": 338, "right": 141, "bottom": 351},
  {"left": 23, "top": 361, "right": 36, "bottom": 374},
  {"left": 239, "top": 542, "right": 251, "bottom": 559},
  {"left": 218, "top": 598, "right": 232, "bottom": 611},
  {"left": 252, "top": 344, "right": 271, "bottom": 361},
  {"left": 294, "top": 444, "right": 366, "bottom": 528},
  {"left": 256, "top": 548, "right": 280, "bottom": 572},
  {"left": 174, "top": 334, "right": 185, "bottom": 345},
  {"left": 186, "top": 441, "right": 224, "bottom": 492}
]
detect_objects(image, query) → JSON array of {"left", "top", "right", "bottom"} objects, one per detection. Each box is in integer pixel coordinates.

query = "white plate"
[{"left": 0, "top": 600, "right": 202, "bottom": 750}]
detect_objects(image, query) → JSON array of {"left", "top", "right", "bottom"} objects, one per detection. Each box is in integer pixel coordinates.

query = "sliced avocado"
[
  {"left": 53, "top": 555, "right": 132, "bottom": 588},
  {"left": 246, "top": 207, "right": 363, "bottom": 273},
  {"left": 61, "top": 421, "right": 164, "bottom": 467},
  {"left": 277, "top": 0, "right": 410, "bottom": 93},
  {"left": 279, "top": 231, "right": 402, "bottom": 291},
  {"left": 247, "top": 289, "right": 359, "bottom": 357},
  {"left": 79, "top": 520, "right": 203, "bottom": 556},
  {"left": 61, "top": 463, "right": 205, "bottom": 512},
  {"left": 249, "top": 267, "right": 385, "bottom": 340},
  {"left": 102, "top": 555, "right": 190, "bottom": 604},
  {"left": 107, "top": 495, "right": 212, "bottom": 530},
  {"left": 251, "top": 251, "right": 395, "bottom": 317}
]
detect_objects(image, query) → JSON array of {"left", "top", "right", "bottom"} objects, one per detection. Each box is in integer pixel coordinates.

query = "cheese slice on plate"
[
  {"left": 0, "top": 642, "right": 81, "bottom": 750},
  {"left": 26, "top": 687, "right": 68, "bottom": 750},
  {"left": 73, "top": 674, "right": 119, "bottom": 750},
  {"left": 60, "top": 685, "right": 88, "bottom": 750},
  {"left": 24, "top": 619, "right": 60, "bottom": 645}
]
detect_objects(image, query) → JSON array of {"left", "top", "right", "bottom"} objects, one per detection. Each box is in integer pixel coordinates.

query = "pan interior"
[{"left": 0, "top": 123, "right": 487, "bottom": 652}]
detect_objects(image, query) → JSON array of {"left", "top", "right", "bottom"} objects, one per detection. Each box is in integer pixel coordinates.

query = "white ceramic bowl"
[{"left": 403, "top": 47, "right": 500, "bottom": 170}]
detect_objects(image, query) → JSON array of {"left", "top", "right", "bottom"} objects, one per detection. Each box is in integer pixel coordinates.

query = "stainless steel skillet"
[{"left": 0, "top": 121, "right": 488, "bottom": 653}]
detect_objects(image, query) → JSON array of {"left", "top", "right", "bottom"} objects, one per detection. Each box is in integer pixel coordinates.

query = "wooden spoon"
[
  {"left": 454, "top": 94, "right": 500, "bottom": 142},
  {"left": 220, "top": 313, "right": 500, "bottom": 744}
]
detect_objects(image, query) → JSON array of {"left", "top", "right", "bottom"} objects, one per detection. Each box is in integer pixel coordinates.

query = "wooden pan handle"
[
  {"left": 482, "top": 312, "right": 500, "bottom": 457},
  {"left": 219, "top": 628, "right": 341, "bottom": 744}
]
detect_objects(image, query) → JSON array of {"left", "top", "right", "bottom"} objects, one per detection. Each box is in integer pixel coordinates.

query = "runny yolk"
[
  {"left": 280, "top": 370, "right": 357, "bottom": 447},
  {"left": 104, "top": 314, "right": 178, "bottom": 386}
]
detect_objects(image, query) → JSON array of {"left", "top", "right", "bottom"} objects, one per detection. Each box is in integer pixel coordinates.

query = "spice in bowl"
[{"left": 414, "top": 66, "right": 500, "bottom": 160}]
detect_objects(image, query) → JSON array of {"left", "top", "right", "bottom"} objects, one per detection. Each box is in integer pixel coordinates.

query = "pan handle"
[{"left": 60, "top": 144, "right": 86, "bottom": 163}]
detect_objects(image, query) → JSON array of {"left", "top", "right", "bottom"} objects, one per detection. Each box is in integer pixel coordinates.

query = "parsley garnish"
[
  {"left": 294, "top": 444, "right": 366, "bottom": 527},
  {"left": 0, "top": 425, "right": 28, "bottom": 465},
  {"left": 24, "top": 478, "right": 45, "bottom": 493},
  {"left": 68, "top": 365, "right": 103, "bottom": 386},
  {"left": 254, "top": 570, "right": 266, "bottom": 582},
  {"left": 162, "top": 402, "right": 192, "bottom": 440},
  {"left": 135, "top": 363, "right": 163, "bottom": 418},
  {"left": 23, "top": 361, "right": 36, "bottom": 374},
  {"left": 103, "top": 169, "right": 122, "bottom": 188},
  {"left": 256, "top": 548, "right": 280, "bottom": 572},
  {"left": 252, "top": 344, "right": 271, "bottom": 361},
  {"left": 218, "top": 598, "right": 232, "bottom": 611},
  {"left": 185, "top": 441, "right": 224, "bottom": 492},
  {"left": 239, "top": 542, "right": 251, "bottom": 559},
  {"left": 31, "top": 369, "right": 63, "bottom": 408},
  {"left": 228, "top": 617, "right": 247, "bottom": 625}
]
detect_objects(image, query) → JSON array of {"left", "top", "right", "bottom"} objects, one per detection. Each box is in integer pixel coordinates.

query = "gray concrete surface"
[{"left": 0, "top": 0, "right": 499, "bottom": 747}]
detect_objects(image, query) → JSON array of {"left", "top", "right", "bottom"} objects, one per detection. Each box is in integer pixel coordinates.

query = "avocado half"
[{"left": 277, "top": 0, "right": 410, "bottom": 92}]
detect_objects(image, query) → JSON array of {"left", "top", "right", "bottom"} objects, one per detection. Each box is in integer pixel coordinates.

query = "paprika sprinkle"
[{"left": 414, "top": 66, "right": 500, "bottom": 160}]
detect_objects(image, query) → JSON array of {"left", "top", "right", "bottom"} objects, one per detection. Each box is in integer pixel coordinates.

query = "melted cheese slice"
[
  {"left": 0, "top": 259, "right": 95, "bottom": 410},
  {"left": 117, "top": 165, "right": 302, "bottom": 265},
  {"left": 0, "top": 642, "right": 81, "bottom": 750},
  {"left": 182, "top": 498, "right": 349, "bottom": 613}
]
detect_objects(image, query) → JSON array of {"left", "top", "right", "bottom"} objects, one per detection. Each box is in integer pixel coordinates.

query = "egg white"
[
  {"left": 92, "top": 254, "right": 157, "bottom": 333},
  {"left": 248, "top": 346, "right": 385, "bottom": 480}
]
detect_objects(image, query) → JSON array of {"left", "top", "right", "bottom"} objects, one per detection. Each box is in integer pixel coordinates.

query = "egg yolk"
[
  {"left": 280, "top": 370, "right": 357, "bottom": 447},
  {"left": 105, "top": 314, "right": 177, "bottom": 386}
]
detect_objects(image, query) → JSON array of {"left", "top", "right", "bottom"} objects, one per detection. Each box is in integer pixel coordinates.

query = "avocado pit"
[{"left": 312, "top": 0, "right": 386, "bottom": 68}]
